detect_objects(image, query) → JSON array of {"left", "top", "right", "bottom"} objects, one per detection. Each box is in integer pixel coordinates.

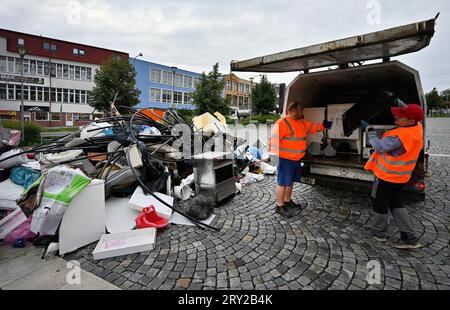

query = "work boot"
[
  {"left": 393, "top": 232, "right": 423, "bottom": 250},
  {"left": 275, "top": 205, "right": 293, "bottom": 219},
  {"left": 285, "top": 200, "right": 303, "bottom": 210}
]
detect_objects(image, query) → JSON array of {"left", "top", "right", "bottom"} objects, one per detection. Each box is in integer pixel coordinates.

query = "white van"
[{"left": 231, "top": 16, "right": 439, "bottom": 201}]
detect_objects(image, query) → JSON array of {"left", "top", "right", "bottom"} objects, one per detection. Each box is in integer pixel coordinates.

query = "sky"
[{"left": 1, "top": 0, "right": 449, "bottom": 93}]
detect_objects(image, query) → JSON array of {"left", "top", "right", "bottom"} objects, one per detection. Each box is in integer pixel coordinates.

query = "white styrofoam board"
[
  {"left": 58, "top": 179, "right": 106, "bottom": 255},
  {"left": 105, "top": 197, "right": 139, "bottom": 234},
  {"left": 92, "top": 228, "right": 156, "bottom": 260},
  {"left": 129, "top": 187, "right": 173, "bottom": 220},
  {"left": 327, "top": 103, "right": 360, "bottom": 140},
  {"left": 169, "top": 212, "right": 216, "bottom": 227},
  {"left": 0, "top": 208, "right": 27, "bottom": 239}
]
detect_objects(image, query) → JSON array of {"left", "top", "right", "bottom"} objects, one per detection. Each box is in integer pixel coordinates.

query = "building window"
[
  {"left": 7, "top": 57, "right": 15, "bottom": 73},
  {"left": 80, "top": 68, "right": 86, "bottom": 80},
  {"left": 69, "top": 89, "right": 74, "bottom": 103},
  {"left": 44, "top": 87, "right": 49, "bottom": 101},
  {"left": 51, "top": 113, "right": 61, "bottom": 121},
  {"left": 112, "top": 55, "right": 121, "bottom": 61},
  {"left": 80, "top": 90, "right": 86, "bottom": 104},
  {"left": 37, "top": 61, "right": 43, "bottom": 75},
  {"left": 193, "top": 77, "right": 200, "bottom": 88},
  {"left": 57, "top": 88, "right": 63, "bottom": 102},
  {"left": 50, "top": 44, "right": 57, "bottom": 51},
  {"left": 0, "top": 56, "right": 7, "bottom": 72},
  {"left": 56, "top": 64, "right": 63, "bottom": 78},
  {"left": 79, "top": 50, "right": 85, "bottom": 56},
  {"left": 63, "top": 89, "right": 69, "bottom": 103},
  {"left": 29, "top": 60, "right": 36, "bottom": 75},
  {"left": 239, "top": 96, "right": 244, "bottom": 106},
  {"left": 239, "top": 83, "right": 245, "bottom": 93},
  {"left": 233, "top": 95, "right": 237, "bottom": 106},
  {"left": 150, "top": 69, "right": 161, "bottom": 83},
  {"left": 37, "top": 87, "right": 43, "bottom": 101},
  {"left": 86, "top": 68, "right": 92, "bottom": 81},
  {"left": 63, "top": 65, "right": 68, "bottom": 78},
  {"left": 15, "top": 58, "right": 22, "bottom": 74},
  {"left": 226, "top": 80, "right": 232, "bottom": 91},
  {"left": 244, "top": 97, "right": 249, "bottom": 106},
  {"left": 29, "top": 86, "right": 36, "bottom": 101},
  {"left": 175, "top": 74, "right": 183, "bottom": 87},
  {"left": 35, "top": 112, "right": 48, "bottom": 121},
  {"left": 69, "top": 66, "right": 75, "bottom": 79},
  {"left": 184, "top": 76, "right": 193, "bottom": 88},
  {"left": 245, "top": 84, "right": 250, "bottom": 94},
  {"left": 183, "top": 92, "right": 191, "bottom": 104},
  {"left": 17, "top": 38, "right": 25, "bottom": 46},
  {"left": 79, "top": 114, "right": 91, "bottom": 121},
  {"left": 161, "top": 90, "right": 172, "bottom": 103},
  {"left": 162, "top": 71, "right": 173, "bottom": 85},
  {"left": 150, "top": 88, "right": 161, "bottom": 102},
  {"left": 7, "top": 84, "right": 15, "bottom": 100},
  {"left": 43, "top": 42, "right": 50, "bottom": 50},
  {"left": 0, "top": 84, "right": 6, "bottom": 100},
  {"left": 23, "top": 86, "right": 29, "bottom": 101},
  {"left": 75, "top": 67, "right": 81, "bottom": 79},
  {"left": 233, "top": 82, "right": 238, "bottom": 92},
  {"left": 73, "top": 48, "right": 79, "bottom": 55},
  {"left": 174, "top": 91, "right": 183, "bottom": 104}
]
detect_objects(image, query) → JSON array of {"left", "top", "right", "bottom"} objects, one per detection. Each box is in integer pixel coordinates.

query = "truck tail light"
[{"left": 418, "top": 182, "right": 426, "bottom": 192}]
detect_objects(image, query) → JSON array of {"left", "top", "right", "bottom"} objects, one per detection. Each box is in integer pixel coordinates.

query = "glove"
[
  {"left": 361, "top": 120, "right": 370, "bottom": 129},
  {"left": 323, "top": 120, "right": 333, "bottom": 130}
]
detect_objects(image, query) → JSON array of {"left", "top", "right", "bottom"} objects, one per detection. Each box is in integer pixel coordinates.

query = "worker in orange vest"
[
  {"left": 269, "top": 100, "right": 333, "bottom": 218},
  {"left": 363, "top": 101, "right": 424, "bottom": 249}
]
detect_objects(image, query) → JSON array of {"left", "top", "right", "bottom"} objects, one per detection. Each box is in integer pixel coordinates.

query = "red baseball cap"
[{"left": 391, "top": 104, "right": 424, "bottom": 122}]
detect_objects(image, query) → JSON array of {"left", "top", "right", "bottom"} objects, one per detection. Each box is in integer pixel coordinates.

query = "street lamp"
[
  {"left": 18, "top": 44, "right": 26, "bottom": 142},
  {"left": 132, "top": 53, "right": 143, "bottom": 68},
  {"left": 171, "top": 66, "right": 178, "bottom": 110}
]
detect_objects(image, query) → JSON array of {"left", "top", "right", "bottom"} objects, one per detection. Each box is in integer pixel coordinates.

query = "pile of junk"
[{"left": 0, "top": 106, "right": 276, "bottom": 260}]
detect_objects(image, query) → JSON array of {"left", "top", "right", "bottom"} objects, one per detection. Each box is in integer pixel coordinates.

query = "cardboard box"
[
  {"left": 92, "top": 228, "right": 156, "bottom": 260},
  {"left": 128, "top": 186, "right": 173, "bottom": 220}
]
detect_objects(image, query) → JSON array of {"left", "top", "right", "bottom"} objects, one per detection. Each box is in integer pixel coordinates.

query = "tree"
[
  {"left": 251, "top": 75, "right": 276, "bottom": 115},
  {"left": 89, "top": 57, "right": 141, "bottom": 113},
  {"left": 425, "top": 87, "right": 444, "bottom": 110},
  {"left": 440, "top": 89, "right": 450, "bottom": 103},
  {"left": 192, "top": 63, "right": 231, "bottom": 116}
]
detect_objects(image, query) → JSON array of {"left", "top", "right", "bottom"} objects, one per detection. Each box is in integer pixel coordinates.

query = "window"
[
  {"left": 80, "top": 90, "right": 86, "bottom": 104},
  {"left": 35, "top": 112, "right": 48, "bottom": 121},
  {"left": 150, "top": 88, "right": 161, "bottom": 102},
  {"left": 50, "top": 44, "right": 57, "bottom": 51},
  {"left": 0, "top": 84, "right": 6, "bottom": 99},
  {"left": 51, "top": 88, "right": 56, "bottom": 102},
  {"left": 69, "top": 66, "right": 75, "bottom": 79},
  {"left": 17, "top": 38, "right": 24, "bottom": 46},
  {"left": 239, "top": 83, "right": 245, "bottom": 93},
  {"left": 23, "top": 86, "right": 29, "bottom": 101},
  {"left": 161, "top": 90, "right": 172, "bottom": 103},
  {"left": 0, "top": 56, "right": 7, "bottom": 72},
  {"left": 184, "top": 76, "right": 193, "bottom": 88},
  {"left": 112, "top": 55, "right": 121, "bottom": 61},
  {"left": 233, "top": 95, "right": 237, "bottom": 106},
  {"left": 43, "top": 42, "right": 50, "bottom": 50},
  {"left": 244, "top": 97, "right": 249, "bottom": 106},
  {"left": 63, "top": 89, "right": 68, "bottom": 103},
  {"left": 30, "top": 86, "right": 36, "bottom": 101},
  {"left": 22, "top": 59, "right": 29, "bottom": 75},
  {"left": 51, "top": 113, "right": 61, "bottom": 121},
  {"left": 7, "top": 57, "right": 14, "bottom": 73},
  {"left": 37, "top": 61, "right": 43, "bottom": 75},
  {"left": 44, "top": 87, "right": 49, "bottom": 101},
  {"left": 44, "top": 62, "right": 49, "bottom": 76},
  {"left": 245, "top": 84, "right": 250, "bottom": 94},
  {"left": 7, "top": 84, "right": 15, "bottom": 100},
  {"left": 162, "top": 71, "right": 172, "bottom": 85},
  {"left": 37, "top": 87, "right": 43, "bottom": 101},
  {"left": 183, "top": 92, "right": 191, "bottom": 104},
  {"left": 86, "top": 68, "right": 92, "bottom": 80},
  {"left": 175, "top": 74, "right": 183, "bottom": 87},
  {"left": 193, "top": 77, "right": 200, "bottom": 88},
  {"left": 73, "top": 48, "right": 79, "bottom": 55},
  {"left": 150, "top": 69, "right": 161, "bottom": 83},
  {"left": 233, "top": 82, "right": 238, "bottom": 92},
  {"left": 56, "top": 64, "right": 62, "bottom": 78},
  {"left": 30, "top": 60, "right": 36, "bottom": 75},
  {"left": 75, "top": 67, "right": 80, "bottom": 79},
  {"left": 15, "top": 58, "right": 21, "bottom": 73},
  {"left": 80, "top": 68, "right": 86, "bottom": 80},
  {"left": 63, "top": 65, "right": 68, "bottom": 78},
  {"left": 69, "top": 89, "right": 74, "bottom": 103},
  {"left": 226, "top": 80, "right": 232, "bottom": 91},
  {"left": 57, "top": 88, "right": 62, "bottom": 102},
  {"left": 50, "top": 63, "right": 56, "bottom": 77},
  {"left": 174, "top": 91, "right": 182, "bottom": 104},
  {"left": 79, "top": 49, "right": 85, "bottom": 56},
  {"left": 79, "top": 114, "right": 91, "bottom": 121},
  {"left": 239, "top": 96, "right": 244, "bottom": 106},
  {"left": 15, "top": 86, "right": 21, "bottom": 101}
]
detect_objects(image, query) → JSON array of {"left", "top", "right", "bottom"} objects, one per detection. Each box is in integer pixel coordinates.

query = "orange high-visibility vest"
[
  {"left": 365, "top": 123, "right": 423, "bottom": 184},
  {"left": 269, "top": 117, "right": 325, "bottom": 161}
]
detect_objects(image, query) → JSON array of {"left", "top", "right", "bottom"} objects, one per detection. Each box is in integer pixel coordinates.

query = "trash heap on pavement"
[{"left": 0, "top": 107, "right": 277, "bottom": 260}]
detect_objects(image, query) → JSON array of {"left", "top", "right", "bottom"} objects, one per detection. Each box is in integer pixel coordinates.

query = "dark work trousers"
[{"left": 371, "top": 178, "right": 415, "bottom": 239}]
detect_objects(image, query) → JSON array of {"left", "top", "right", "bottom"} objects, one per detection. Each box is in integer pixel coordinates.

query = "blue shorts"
[{"left": 277, "top": 157, "right": 302, "bottom": 186}]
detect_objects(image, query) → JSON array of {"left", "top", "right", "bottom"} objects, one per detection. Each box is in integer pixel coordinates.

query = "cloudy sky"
[{"left": 1, "top": 0, "right": 449, "bottom": 92}]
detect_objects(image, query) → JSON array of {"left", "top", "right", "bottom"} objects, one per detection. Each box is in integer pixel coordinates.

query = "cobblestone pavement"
[{"left": 66, "top": 118, "right": 450, "bottom": 290}]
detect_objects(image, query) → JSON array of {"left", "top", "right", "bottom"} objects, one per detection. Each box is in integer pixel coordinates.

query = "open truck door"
[{"left": 231, "top": 16, "right": 438, "bottom": 201}]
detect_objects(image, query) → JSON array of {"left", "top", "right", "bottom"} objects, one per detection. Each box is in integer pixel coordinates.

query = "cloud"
[{"left": 1, "top": 0, "right": 449, "bottom": 91}]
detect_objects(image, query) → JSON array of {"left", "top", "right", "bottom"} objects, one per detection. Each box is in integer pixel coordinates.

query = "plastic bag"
[{"left": 4, "top": 217, "right": 36, "bottom": 244}]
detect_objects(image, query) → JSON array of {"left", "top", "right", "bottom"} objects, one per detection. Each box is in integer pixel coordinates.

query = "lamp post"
[
  {"left": 171, "top": 66, "right": 178, "bottom": 110},
  {"left": 133, "top": 53, "right": 143, "bottom": 67},
  {"left": 18, "top": 44, "right": 26, "bottom": 142}
]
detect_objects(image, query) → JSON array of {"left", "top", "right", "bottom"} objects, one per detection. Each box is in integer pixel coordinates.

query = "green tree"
[
  {"left": 440, "top": 89, "right": 450, "bottom": 103},
  {"left": 89, "top": 57, "right": 141, "bottom": 113},
  {"left": 425, "top": 87, "right": 444, "bottom": 110},
  {"left": 251, "top": 75, "right": 276, "bottom": 115},
  {"left": 192, "top": 63, "right": 231, "bottom": 116}
]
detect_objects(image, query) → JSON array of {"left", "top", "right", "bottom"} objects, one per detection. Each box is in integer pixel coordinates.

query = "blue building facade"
[{"left": 131, "top": 58, "right": 201, "bottom": 110}]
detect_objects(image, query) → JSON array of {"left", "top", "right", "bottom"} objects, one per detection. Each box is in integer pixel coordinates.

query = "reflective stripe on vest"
[
  {"left": 270, "top": 146, "right": 306, "bottom": 154},
  {"left": 379, "top": 153, "right": 417, "bottom": 166},
  {"left": 367, "top": 157, "right": 415, "bottom": 176}
]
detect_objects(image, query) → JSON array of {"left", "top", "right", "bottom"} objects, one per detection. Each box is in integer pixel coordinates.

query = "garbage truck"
[{"left": 231, "top": 16, "right": 439, "bottom": 201}]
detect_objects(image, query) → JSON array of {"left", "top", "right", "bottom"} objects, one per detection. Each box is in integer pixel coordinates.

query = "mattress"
[{"left": 0, "top": 179, "right": 24, "bottom": 210}]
